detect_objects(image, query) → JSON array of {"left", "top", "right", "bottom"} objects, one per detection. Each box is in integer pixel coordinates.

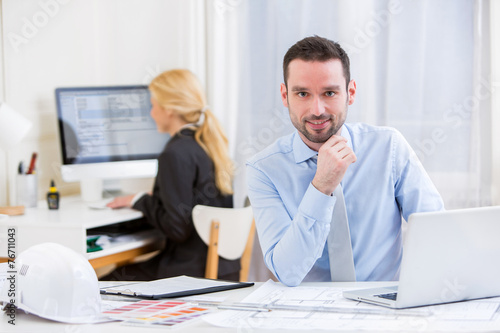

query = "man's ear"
[
  {"left": 280, "top": 83, "right": 289, "bottom": 108},
  {"left": 347, "top": 80, "right": 356, "bottom": 105}
]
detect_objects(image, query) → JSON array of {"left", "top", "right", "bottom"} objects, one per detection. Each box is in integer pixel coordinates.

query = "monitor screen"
[{"left": 55, "top": 85, "right": 170, "bottom": 183}]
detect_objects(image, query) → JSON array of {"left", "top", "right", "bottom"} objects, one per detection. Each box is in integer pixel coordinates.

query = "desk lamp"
[{"left": 0, "top": 102, "right": 33, "bottom": 216}]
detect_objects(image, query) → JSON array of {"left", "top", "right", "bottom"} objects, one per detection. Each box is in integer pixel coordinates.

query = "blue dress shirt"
[{"left": 246, "top": 123, "right": 444, "bottom": 286}]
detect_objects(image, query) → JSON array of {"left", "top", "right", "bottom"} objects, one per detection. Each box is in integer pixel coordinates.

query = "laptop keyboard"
[{"left": 375, "top": 292, "right": 398, "bottom": 301}]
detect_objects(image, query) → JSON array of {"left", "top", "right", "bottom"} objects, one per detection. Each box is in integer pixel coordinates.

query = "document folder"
[{"left": 100, "top": 275, "right": 254, "bottom": 299}]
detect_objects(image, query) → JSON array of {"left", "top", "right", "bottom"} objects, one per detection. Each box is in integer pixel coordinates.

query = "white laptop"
[{"left": 343, "top": 206, "right": 500, "bottom": 309}]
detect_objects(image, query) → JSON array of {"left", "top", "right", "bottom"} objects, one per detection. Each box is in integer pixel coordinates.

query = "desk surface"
[
  {"left": 2, "top": 196, "right": 143, "bottom": 229},
  {"left": 2, "top": 281, "right": 395, "bottom": 333},
  {"left": 5, "top": 280, "right": 500, "bottom": 332},
  {"left": 0, "top": 196, "right": 162, "bottom": 268}
]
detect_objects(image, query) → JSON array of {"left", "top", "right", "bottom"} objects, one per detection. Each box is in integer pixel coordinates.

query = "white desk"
[
  {"left": 0, "top": 196, "right": 163, "bottom": 268},
  {"left": 2, "top": 281, "right": 396, "bottom": 333},
  {"left": 3, "top": 280, "right": 500, "bottom": 332}
]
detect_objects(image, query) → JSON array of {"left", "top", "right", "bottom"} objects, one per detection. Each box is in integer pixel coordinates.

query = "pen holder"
[{"left": 16, "top": 174, "right": 38, "bottom": 208}]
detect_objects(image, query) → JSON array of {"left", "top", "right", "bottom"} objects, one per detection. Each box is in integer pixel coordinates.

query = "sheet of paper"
[
  {"left": 203, "top": 280, "right": 500, "bottom": 331},
  {"left": 179, "top": 294, "right": 226, "bottom": 303}
]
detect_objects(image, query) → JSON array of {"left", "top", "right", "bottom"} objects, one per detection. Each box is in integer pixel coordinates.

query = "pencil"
[{"left": 26, "top": 152, "right": 37, "bottom": 174}]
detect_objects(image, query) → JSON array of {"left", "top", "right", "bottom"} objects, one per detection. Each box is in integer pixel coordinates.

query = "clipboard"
[{"left": 100, "top": 275, "right": 254, "bottom": 299}]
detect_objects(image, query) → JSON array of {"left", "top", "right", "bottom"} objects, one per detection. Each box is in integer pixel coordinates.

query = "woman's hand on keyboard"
[{"left": 106, "top": 194, "right": 135, "bottom": 209}]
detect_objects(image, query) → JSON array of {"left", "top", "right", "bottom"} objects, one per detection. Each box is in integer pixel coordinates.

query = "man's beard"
[{"left": 288, "top": 101, "right": 347, "bottom": 144}]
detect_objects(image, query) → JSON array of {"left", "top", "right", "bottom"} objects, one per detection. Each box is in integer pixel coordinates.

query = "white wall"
[
  {"left": 1, "top": 0, "right": 499, "bottom": 208},
  {"left": 492, "top": 0, "right": 500, "bottom": 206},
  {"left": 0, "top": 2, "right": 7, "bottom": 206},
  {"left": 0, "top": 0, "right": 206, "bottom": 205}
]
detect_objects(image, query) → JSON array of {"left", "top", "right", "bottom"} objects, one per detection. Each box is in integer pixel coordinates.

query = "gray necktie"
[
  {"left": 328, "top": 184, "right": 356, "bottom": 281},
  {"left": 310, "top": 155, "right": 355, "bottom": 281}
]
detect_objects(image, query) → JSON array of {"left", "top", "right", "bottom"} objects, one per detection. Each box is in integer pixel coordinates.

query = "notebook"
[
  {"left": 100, "top": 275, "right": 254, "bottom": 299},
  {"left": 343, "top": 206, "right": 500, "bottom": 309}
]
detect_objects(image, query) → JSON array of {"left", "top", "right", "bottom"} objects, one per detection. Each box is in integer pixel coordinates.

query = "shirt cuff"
[
  {"left": 131, "top": 191, "right": 147, "bottom": 207},
  {"left": 298, "top": 183, "right": 336, "bottom": 225}
]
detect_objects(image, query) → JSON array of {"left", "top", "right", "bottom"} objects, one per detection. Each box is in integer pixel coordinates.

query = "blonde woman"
[{"left": 103, "top": 69, "right": 238, "bottom": 281}]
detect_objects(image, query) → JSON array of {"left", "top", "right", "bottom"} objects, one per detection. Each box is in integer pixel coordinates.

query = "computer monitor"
[{"left": 55, "top": 85, "right": 169, "bottom": 197}]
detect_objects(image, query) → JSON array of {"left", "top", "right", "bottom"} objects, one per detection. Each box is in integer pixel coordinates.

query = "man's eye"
[
  {"left": 298, "top": 92, "right": 308, "bottom": 97},
  {"left": 325, "top": 91, "right": 336, "bottom": 97}
]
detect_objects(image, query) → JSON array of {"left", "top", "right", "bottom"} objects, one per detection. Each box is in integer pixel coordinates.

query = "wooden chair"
[{"left": 192, "top": 205, "right": 255, "bottom": 282}]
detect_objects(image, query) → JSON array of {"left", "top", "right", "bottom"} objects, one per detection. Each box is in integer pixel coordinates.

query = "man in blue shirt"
[{"left": 246, "top": 36, "right": 444, "bottom": 287}]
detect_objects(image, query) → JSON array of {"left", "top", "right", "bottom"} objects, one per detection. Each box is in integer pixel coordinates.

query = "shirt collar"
[{"left": 293, "top": 124, "right": 352, "bottom": 164}]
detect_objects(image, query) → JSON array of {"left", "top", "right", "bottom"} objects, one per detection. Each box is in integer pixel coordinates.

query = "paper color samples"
[{"left": 103, "top": 300, "right": 210, "bottom": 328}]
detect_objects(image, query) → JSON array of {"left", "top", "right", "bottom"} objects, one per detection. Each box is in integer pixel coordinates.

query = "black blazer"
[{"left": 133, "top": 128, "right": 239, "bottom": 279}]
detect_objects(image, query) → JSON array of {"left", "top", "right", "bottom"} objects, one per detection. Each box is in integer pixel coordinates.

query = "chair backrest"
[{"left": 192, "top": 205, "right": 254, "bottom": 260}]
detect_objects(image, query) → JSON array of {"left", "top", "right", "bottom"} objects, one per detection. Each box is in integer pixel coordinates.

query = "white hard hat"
[{"left": 0, "top": 242, "right": 101, "bottom": 323}]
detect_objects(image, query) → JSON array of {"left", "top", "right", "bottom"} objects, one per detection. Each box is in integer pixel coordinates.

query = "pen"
[
  {"left": 26, "top": 152, "right": 37, "bottom": 174},
  {"left": 196, "top": 302, "right": 271, "bottom": 312},
  {"left": 209, "top": 302, "right": 430, "bottom": 317},
  {"left": 265, "top": 303, "right": 431, "bottom": 317},
  {"left": 217, "top": 304, "right": 271, "bottom": 312}
]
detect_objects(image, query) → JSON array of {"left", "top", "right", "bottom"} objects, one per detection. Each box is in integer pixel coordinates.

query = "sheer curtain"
[
  {"left": 493, "top": 1, "right": 500, "bottom": 205},
  {"left": 207, "top": 0, "right": 493, "bottom": 280}
]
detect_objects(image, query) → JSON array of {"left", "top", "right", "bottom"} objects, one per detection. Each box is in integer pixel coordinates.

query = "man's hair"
[{"left": 283, "top": 35, "right": 351, "bottom": 89}]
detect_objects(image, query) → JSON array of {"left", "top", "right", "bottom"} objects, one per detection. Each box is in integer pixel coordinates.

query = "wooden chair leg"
[
  {"left": 239, "top": 219, "right": 256, "bottom": 282},
  {"left": 205, "top": 220, "right": 220, "bottom": 279}
]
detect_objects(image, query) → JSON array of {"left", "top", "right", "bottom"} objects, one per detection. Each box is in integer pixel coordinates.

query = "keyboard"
[{"left": 375, "top": 292, "right": 398, "bottom": 301}]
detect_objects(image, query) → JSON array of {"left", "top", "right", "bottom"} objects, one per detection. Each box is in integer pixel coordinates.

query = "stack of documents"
[{"left": 203, "top": 280, "right": 500, "bottom": 331}]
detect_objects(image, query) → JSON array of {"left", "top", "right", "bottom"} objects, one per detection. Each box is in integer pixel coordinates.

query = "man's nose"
[{"left": 310, "top": 96, "right": 325, "bottom": 116}]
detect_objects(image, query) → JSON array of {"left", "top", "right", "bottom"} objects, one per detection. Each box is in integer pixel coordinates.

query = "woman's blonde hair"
[{"left": 149, "top": 69, "right": 233, "bottom": 195}]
